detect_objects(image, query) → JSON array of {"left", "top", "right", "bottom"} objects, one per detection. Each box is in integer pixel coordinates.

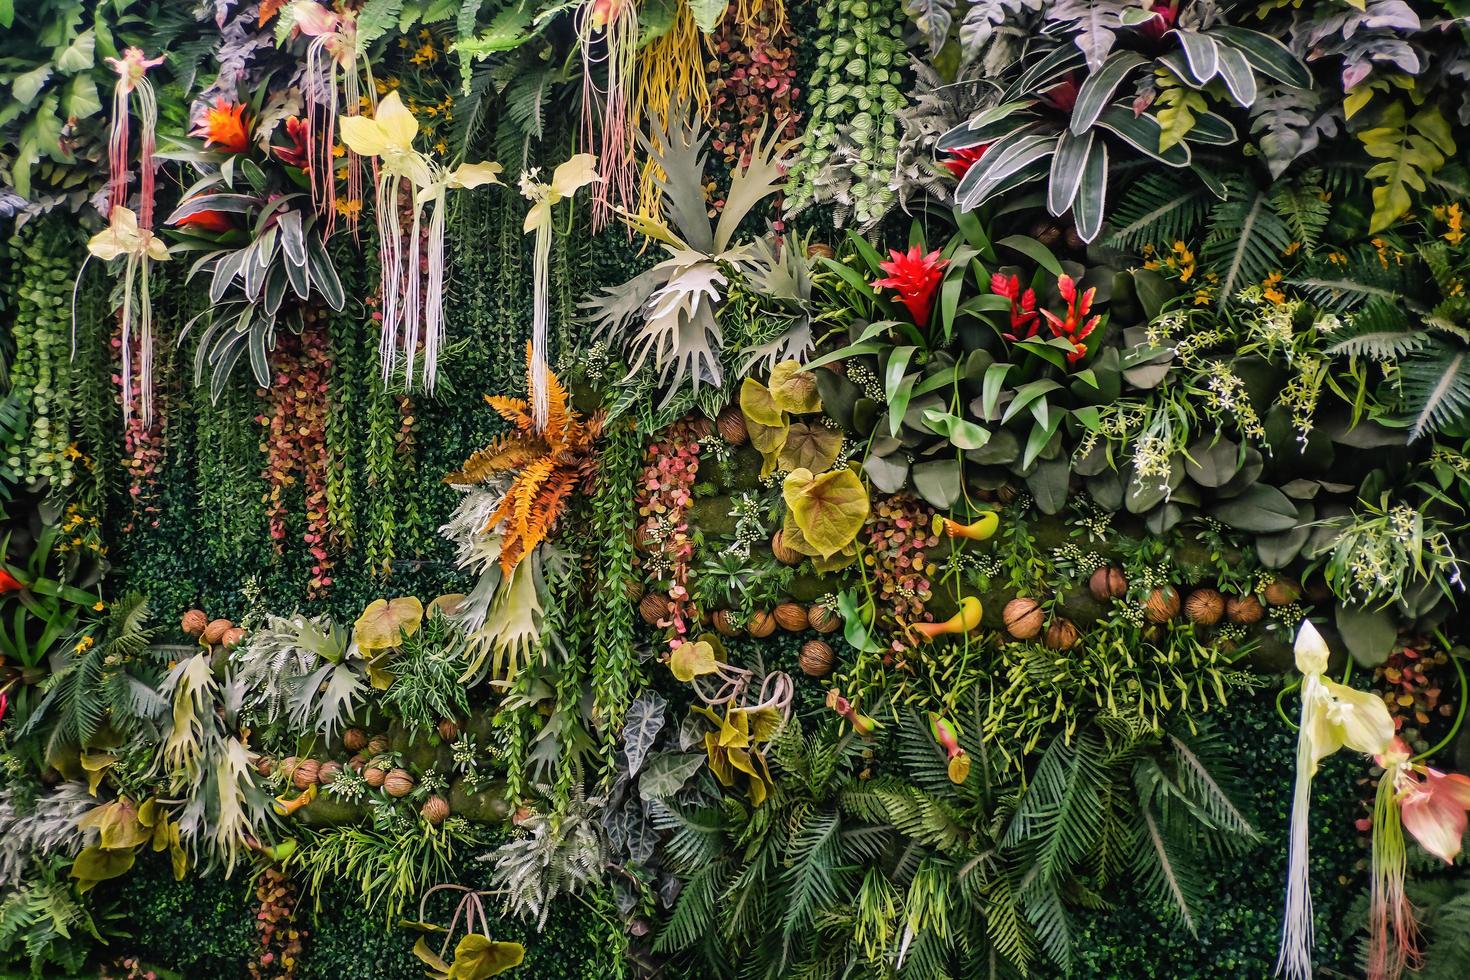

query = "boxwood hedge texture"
[{"left": 2, "top": 2, "right": 1469, "bottom": 980}]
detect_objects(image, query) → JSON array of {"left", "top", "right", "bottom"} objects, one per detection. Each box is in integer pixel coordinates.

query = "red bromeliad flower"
[
  {"left": 941, "top": 144, "right": 988, "bottom": 179},
  {"left": 1138, "top": 0, "right": 1182, "bottom": 41},
  {"left": 273, "top": 116, "right": 310, "bottom": 169},
  {"left": 873, "top": 245, "right": 948, "bottom": 325},
  {"left": 172, "top": 209, "right": 236, "bottom": 234},
  {"left": 0, "top": 568, "right": 22, "bottom": 593},
  {"left": 991, "top": 273, "right": 1039, "bottom": 341},
  {"left": 1040, "top": 274, "right": 1100, "bottom": 364},
  {"left": 192, "top": 98, "right": 252, "bottom": 154}
]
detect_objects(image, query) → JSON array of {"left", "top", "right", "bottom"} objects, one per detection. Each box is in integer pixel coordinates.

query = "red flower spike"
[
  {"left": 872, "top": 245, "right": 949, "bottom": 326},
  {"left": 941, "top": 144, "right": 988, "bottom": 179},
  {"left": 1041, "top": 77, "right": 1081, "bottom": 113},
  {"left": 0, "top": 568, "right": 23, "bottom": 593},
  {"left": 1040, "top": 273, "right": 1100, "bottom": 364},
  {"left": 172, "top": 209, "right": 236, "bottom": 234},
  {"left": 273, "top": 116, "right": 310, "bottom": 170},
  {"left": 992, "top": 273, "right": 1040, "bottom": 341}
]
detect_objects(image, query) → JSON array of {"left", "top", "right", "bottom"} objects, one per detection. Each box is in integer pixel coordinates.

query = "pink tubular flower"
[
  {"left": 872, "top": 245, "right": 948, "bottom": 326},
  {"left": 1400, "top": 765, "right": 1470, "bottom": 864},
  {"left": 991, "top": 272, "right": 1039, "bottom": 340},
  {"left": 1040, "top": 274, "right": 1100, "bottom": 364},
  {"left": 941, "top": 144, "right": 988, "bottom": 179}
]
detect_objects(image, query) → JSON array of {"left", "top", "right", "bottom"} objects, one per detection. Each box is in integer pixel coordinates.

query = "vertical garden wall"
[{"left": 2, "top": 2, "right": 1469, "bottom": 978}]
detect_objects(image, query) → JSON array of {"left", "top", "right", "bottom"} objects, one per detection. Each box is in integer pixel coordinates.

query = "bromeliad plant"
[
  {"left": 163, "top": 93, "right": 346, "bottom": 401},
  {"left": 937, "top": 6, "right": 1309, "bottom": 241}
]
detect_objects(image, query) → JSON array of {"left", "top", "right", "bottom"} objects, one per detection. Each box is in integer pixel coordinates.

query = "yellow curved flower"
[
  {"left": 88, "top": 207, "right": 169, "bottom": 263},
  {"left": 339, "top": 90, "right": 432, "bottom": 187}
]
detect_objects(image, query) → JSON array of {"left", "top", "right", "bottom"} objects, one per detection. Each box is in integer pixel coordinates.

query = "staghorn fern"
[{"left": 483, "top": 784, "right": 607, "bottom": 929}]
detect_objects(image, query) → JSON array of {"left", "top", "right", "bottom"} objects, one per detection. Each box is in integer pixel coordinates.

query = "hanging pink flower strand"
[
  {"left": 105, "top": 47, "right": 164, "bottom": 227},
  {"left": 577, "top": 0, "right": 639, "bottom": 231},
  {"left": 291, "top": 0, "right": 368, "bottom": 238}
]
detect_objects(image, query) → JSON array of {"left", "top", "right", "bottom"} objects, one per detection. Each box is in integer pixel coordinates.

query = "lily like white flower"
[
  {"left": 1277, "top": 621, "right": 1395, "bottom": 980},
  {"left": 518, "top": 155, "right": 599, "bottom": 429},
  {"left": 82, "top": 207, "right": 170, "bottom": 429},
  {"left": 340, "top": 92, "right": 501, "bottom": 392}
]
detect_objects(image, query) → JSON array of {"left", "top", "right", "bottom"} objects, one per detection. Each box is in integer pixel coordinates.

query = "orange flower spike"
[
  {"left": 192, "top": 98, "right": 252, "bottom": 154},
  {"left": 911, "top": 596, "right": 983, "bottom": 642},
  {"left": 932, "top": 511, "right": 998, "bottom": 542}
]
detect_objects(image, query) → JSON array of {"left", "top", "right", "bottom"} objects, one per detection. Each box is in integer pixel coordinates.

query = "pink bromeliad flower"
[
  {"left": 1138, "top": 0, "right": 1182, "bottom": 41},
  {"left": 872, "top": 245, "right": 948, "bottom": 325}
]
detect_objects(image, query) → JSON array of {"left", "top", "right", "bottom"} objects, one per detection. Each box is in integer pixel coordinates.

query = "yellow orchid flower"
[
  {"left": 520, "top": 154, "right": 599, "bottom": 233},
  {"left": 87, "top": 206, "right": 169, "bottom": 263},
  {"left": 1277, "top": 620, "right": 1395, "bottom": 980},
  {"left": 518, "top": 153, "right": 599, "bottom": 429},
  {"left": 339, "top": 91, "right": 501, "bottom": 393},
  {"left": 339, "top": 90, "right": 432, "bottom": 187}
]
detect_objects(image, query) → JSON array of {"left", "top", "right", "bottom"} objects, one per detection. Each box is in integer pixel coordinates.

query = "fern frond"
[
  {"left": 1402, "top": 341, "right": 1470, "bottom": 439},
  {"left": 1106, "top": 171, "right": 1208, "bottom": 253},
  {"left": 1202, "top": 178, "right": 1294, "bottom": 306}
]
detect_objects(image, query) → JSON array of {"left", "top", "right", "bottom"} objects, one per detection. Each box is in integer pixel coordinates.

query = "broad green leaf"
[
  {"left": 769, "top": 360, "right": 822, "bottom": 414},
  {"left": 353, "top": 596, "right": 424, "bottom": 652},
  {"left": 783, "top": 467, "right": 869, "bottom": 558}
]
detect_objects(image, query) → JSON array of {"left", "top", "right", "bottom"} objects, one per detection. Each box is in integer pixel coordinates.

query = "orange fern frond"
[{"left": 452, "top": 345, "right": 604, "bottom": 574}]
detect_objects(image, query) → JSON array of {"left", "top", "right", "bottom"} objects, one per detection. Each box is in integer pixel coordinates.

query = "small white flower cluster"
[
  {"left": 724, "top": 491, "right": 768, "bottom": 557},
  {"left": 1280, "top": 357, "right": 1324, "bottom": 448},
  {"left": 846, "top": 361, "right": 885, "bottom": 403},
  {"left": 1202, "top": 362, "right": 1266, "bottom": 442}
]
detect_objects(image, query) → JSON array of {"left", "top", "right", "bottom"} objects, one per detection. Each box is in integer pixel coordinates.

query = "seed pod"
[
  {"left": 716, "top": 407, "right": 748, "bottom": 446},
  {"left": 364, "top": 766, "right": 387, "bottom": 788},
  {"left": 639, "top": 593, "right": 669, "bottom": 626},
  {"left": 1044, "top": 618, "right": 1081, "bottom": 651},
  {"left": 366, "top": 735, "right": 390, "bottom": 756},
  {"left": 278, "top": 756, "right": 300, "bottom": 782},
  {"left": 1263, "top": 579, "right": 1301, "bottom": 606},
  {"left": 1003, "top": 598, "right": 1044, "bottom": 640},
  {"left": 342, "top": 727, "right": 368, "bottom": 753},
  {"left": 317, "top": 761, "right": 342, "bottom": 786},
  {"left": 437, "top": 718, "right": 459, "bottom": 743},
  {"left": 221, "top": 627, "right": 247, "bottom": 649},
  {"left": 748, "top": 610, "right": 777, "bottom": 638},
  {"left": 623, "top": 577, "right": 645, "bottom": 604},
  {"left": 808, "top": 605, "right": 840, "bottom": 634},
  {"left": 292, "top": 759, "right": 321, "bottom": 790},
  {"left": 1184, "top": 589, "right": 1226, "bottom": 626},
  {"left": 806, "top": 242, "right": 835, "bottom": 260},
  {"left": 800, "top": 641, "right": 835, "bottom": 678},
  {"left": 255, "top": 756, "right": 276, "bottom": 777},
  {"left": 347, "top": 754, "right": 366, "bottom": 773},
  {"left": 181, "top": 609, "right": 209, "bottom": 637},
  {"left": 1088, "top": 567, "right": 1127, "bottom": 602},
  {"left": 1226, "top": 594, "right": 1265, "bottom": 625},
  {"left": 203, "top": 618, "right": 233, "bottom": 645},
  {"left": 421, "top": 796, "right": 450, "bottom": 825},
  {"left": 383, "top": 769, "right": 414, "bottom": 798},
  {"left": 1144, "top": 586, "right": 1181, "bottom": 623},
  {"left": 774, "top": 602, "right": 809, "bottom": 632},
  {"left": 996, "top": 484, "right": 1020, "bottom": 505},
  {"left": 712, "top": 609, "right": 741, "bottom": 637},
  {"left": 770, "top": 530, "right": 801, "bottom": 566}
]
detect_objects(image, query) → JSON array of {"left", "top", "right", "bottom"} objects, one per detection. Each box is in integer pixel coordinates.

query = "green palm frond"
[{"left": 1202, "top": 177, "right": 1294, "bottom": 305}]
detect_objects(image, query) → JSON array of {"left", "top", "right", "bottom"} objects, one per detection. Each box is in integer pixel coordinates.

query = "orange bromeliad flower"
[{"left": 192, "top": 98, "right": 252, "bottom": 154}]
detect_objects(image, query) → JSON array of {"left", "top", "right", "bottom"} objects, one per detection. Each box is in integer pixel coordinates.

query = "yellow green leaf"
[
  {"left": 354, "top": 596, "right": 424, "bottom": 652},
  {"left": 783, "top": 467, "right": 870, "bottom": 559},
  {"left": 777, "top": 421, "right": 843, "bottom": 473},
  {"left": 768, "top": 360, "right": 822, "bottom": 414},
  {"left": 669, "top": 639, "right": 718, "bottom": 682}
]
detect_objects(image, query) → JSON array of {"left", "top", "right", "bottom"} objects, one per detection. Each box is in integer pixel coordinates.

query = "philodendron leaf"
[
  {"left": 783, "top": 467, "right": 870, "bottom": 558},
  {"left": 779, "top": 421, "right": 844, "bottom": 472},
  {"left": 1334, "top": 603, "right": 1397, "bottom": 667},
  {"left": 769, "top": 360, "right": 822, "bottom": 414},
  {"left": 669, "top": 640, "right": 718, "bottom": 682},
  {"left": 739, "top": 377, "right": 785, "bottom": 427},
  {"left": 912, "top": 458, "right": 963, "bottom": 509},
  {"left": 353, "top": 597, "right": 424, "bottom": 652},
  {"left": 639, "top": 752, "right": 706, "bottom": 800},
  {"left": 1209, "top": 484, "right": 1299, "bottom": 533},
  {"left": 623, "top": 692, "right": 667, "bottom": 777}
]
